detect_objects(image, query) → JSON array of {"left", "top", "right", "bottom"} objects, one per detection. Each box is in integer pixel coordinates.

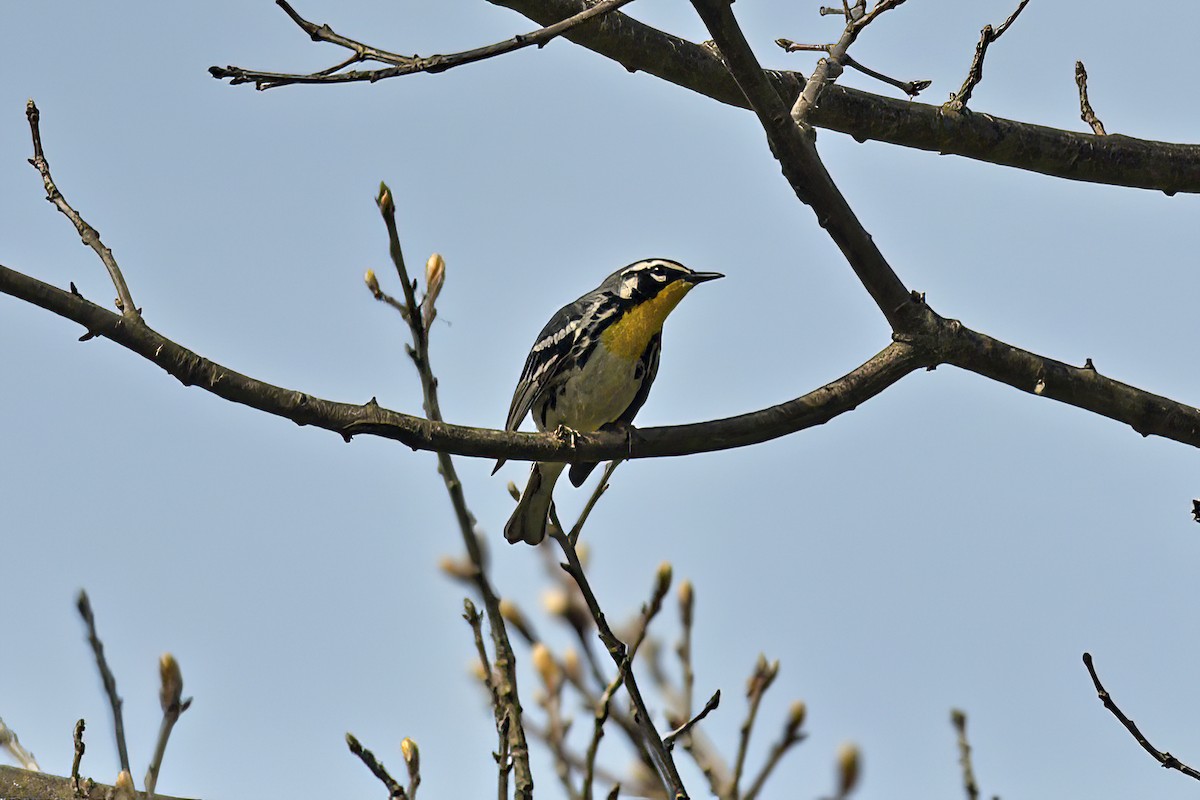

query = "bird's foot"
[{"left": 553, "top": 423, "right": 580, "bottom": 448}]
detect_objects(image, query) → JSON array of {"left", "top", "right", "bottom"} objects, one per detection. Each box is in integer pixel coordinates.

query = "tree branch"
[
  {"left": 944, "top": 0, "right": 1031, "bottom": 112},
  {"left": 372, "top": 184, "right": 533, "bottom": 798},
  {"left": 0, "top": 767, "right": 191, "bottom": 800},
  {"left": 485, "top": 0, "right": 1199, "bottom": 194},
  {"left": 1075, "top": 61, "right": 1108, "bottom": 136},
  {"left": 687, "top": 0, "right": 920, "bottom": 331},
  {"left": 0, "top": 259, "right": 926, "bottom": 459},
  {"left": 25, "top": 101, "right": 140, "bottom": 319},
  {"left": 7, "top": 258, "right": 1200, "bottom": 460},
  {"left": 1082, "top": 652, "right": 1200, "bottom": 781},
  {"left": 210, "top": 0, "right": 638, "bottom": 89}
]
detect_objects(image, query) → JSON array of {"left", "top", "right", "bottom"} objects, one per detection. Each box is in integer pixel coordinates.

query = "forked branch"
[{"left": 210, "top": 0, "right": 637, "bottom": 89}]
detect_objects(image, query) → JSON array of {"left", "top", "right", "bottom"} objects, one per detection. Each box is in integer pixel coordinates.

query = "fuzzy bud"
[
  {"left": 377, "top": 182, "right": 395, "bottom": 217},
  {"left": 364, "top": 269, "right": 381, "bottom": 298},
  {"left": 786, "top": 700, "right": 807, "bottom": 736},
  {"left": 836, "top": 741, "right": 861, "bottom": 797},
  {"left": 158, "top": 652, "right": 184, "bottom": 712},
  {"left": 439, "top": 555, "right": 477, "bottom": 581},
  {"left": 532, "top": 643, "right": 559, "bottom": 690},
  {"left": 400, "top": 737, "right": 419, "bottom": 774},
  {"left": 655, "top": 561, "right": 673, "bottom": 595},
  {"left": 542, "top": 589, "right": 570, "bottom": 617},
  {"left": 562, "top": 646, "right": 582, "bottom": 683},
  {"left": 678, "top": 579, "right": 694, "bottom": 619}
]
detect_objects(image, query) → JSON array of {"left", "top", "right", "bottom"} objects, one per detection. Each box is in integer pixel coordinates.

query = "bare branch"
[
  {"left": 944, "top": 0, "right": 1031, "bottom": 112},
  {"left": 373, "top": 183, "right": 533, "bottom": 798},
  {"left": 145, "top": 654, "right": 192, "bottom": 799},
  {"left": 950, "top": 709, "right": 980, "bottom": 800},
  {"left": 1082, "top": 652, "right": 1200, "bottom": 781},
  {"left": 346, "top": 733, "right": 409, "bottom": 800},
  {"left": 1075, "top": 61, "right": 1108, "bottom": 135},
  {"left": 210, "top": 0, "right": 638, "bottom": 90},
  {"left": 742, "top": 701, "right": 806, "bottom": 800},
  {"left": 0, "top": 260, "right": 929, "bottom": 459},
  {"left": 25, "top": 101, "right": 139, "bottom": 320},
  {"left": 842, "top": 55, "right": 929, "bottom": 97},
  {"left": 0, "top": 766, "right": 192, "bottom": 800},
  {"left": 550, "top": 529, "right": 689, "bottom": 799},
  {"left": 75, "top": 591, "right": 131, "bottom": 777},
  {"left": 791, "top": 0, "right": 910, "bottom": 125},
  {"left": 489, "top": 0, "right": 1198, "bottom": 193},
  {"left": 569, "top": 460, "right": 622, "bottom": 546},
  {"left": 730, "top": 655, "right": 779, "bottom": 798},
  {"left": 662, "top": 691, "right": 720, "bottom": 752},
  {"left": 70, "top": 720, "right": 86, "bottom": 795},
  {"left": 688, "top": 0, "right": 918, "bottom": 329},
  {"left": 0, "top": 718, "right": 39, "bottom": 771}
]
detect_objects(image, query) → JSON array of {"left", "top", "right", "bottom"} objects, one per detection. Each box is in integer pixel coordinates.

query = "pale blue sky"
[{"left": 3, "top": 2, "right": 1200, "bottom": 799}]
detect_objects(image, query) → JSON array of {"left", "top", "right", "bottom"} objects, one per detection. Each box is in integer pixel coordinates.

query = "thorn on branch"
[{"left": 1074, "top": 61, "right": 1108, "bottom": 135}]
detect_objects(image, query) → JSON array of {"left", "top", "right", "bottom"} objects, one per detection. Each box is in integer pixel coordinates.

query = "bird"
[{"left": 501, "top": 258, "right": 723, "bottom": 545}]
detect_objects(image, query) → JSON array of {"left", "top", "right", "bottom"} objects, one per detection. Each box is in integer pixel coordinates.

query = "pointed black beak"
[{"left": 686, "top": 271, "right": 724, "bottom": 284}]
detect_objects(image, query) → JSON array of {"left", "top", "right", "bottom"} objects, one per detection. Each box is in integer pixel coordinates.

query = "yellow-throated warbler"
[{"left": 502, "top": 258, "right": 723, "bottom": 545}]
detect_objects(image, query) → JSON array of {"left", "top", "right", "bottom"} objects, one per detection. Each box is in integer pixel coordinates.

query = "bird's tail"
[{"left": 504, "top": 462, "right": 566, "bottom": 545}]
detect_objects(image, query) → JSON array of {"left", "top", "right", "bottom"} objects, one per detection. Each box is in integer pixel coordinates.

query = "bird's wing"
[{"left": 505, "top": 294, "right": 613, "bottom": 432}]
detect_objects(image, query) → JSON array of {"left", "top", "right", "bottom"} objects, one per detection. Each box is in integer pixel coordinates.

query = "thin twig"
[
  {"left": 944, "top": 0, "right": 1031, "bottom": 112},
  {"left": 497, "top": 716, "right": 512, "bottom": 800},
  {"left": 75, "top": 591, "right": 131, "bottom": 776},
  {"left": 676, "top": 580, "right": 696, "bottom": 719},
  {"left": 1082, "top": 652, "right": 1200, "bottom": 781},
  {"left": 582, "top": 665, "right": 627, "bottom": 800},
  {"left": 729, "top": 655, "right": 779, "bottom": 799},
  {"left": 775, "top": 41, "right": 929, "bottom": 97},
  {"left": 643, "top": 641, "right": 732, "bottom": 797},
  {"left": 346, "top": 733, "right": 409, "bottom": 800},
  {"left": 71, "top": 719, "right": 86, "bottom": 795},
  {"left": 533, "top": 644, "right": 582, "bottom": 800},
  {"left": 211, "top": 0, "right": 638, "bottom": 90},
  {"left": 550, "top": 529, "right": 689, "bottom": 799},
  {"left": 374, "top": 183, "right": 533, "bottom": 798},
  {"left": 775, "top": 39, "right": 830, "bottom": 53},
  {"left": 1074, "top": 61, "right": 1108, "bottom": 135},
  {"left": 0, "top": 717, "right": 39, "bottom": 771},
  {"left": 569, "top": 460, "right": 622, "bottom": 546},
  {"left": 790, "top": 0, "right": 909, "bottom": 125},
  {"left": 663, "top": 691, "right": 720, "bottom": 752},
  {"left": 145, "top": 654, "right": 192, "bottom": 799},
  {"left": 950, "top": 709, "right": 979, "bottom": 800},
  {"left": 742, "top": 701, "right": 806, "bottom": 800},
  {"left": 25, "top": 101, "right": 140, "bottom": 319},
  {"left": 627, "top": 562, "right": 673, "bottom": 663},
  {"left": 842, "top": 55, "right": 930, "bottom": 97}
]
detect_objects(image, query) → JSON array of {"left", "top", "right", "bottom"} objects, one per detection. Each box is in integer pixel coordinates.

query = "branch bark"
[
  {"left": 5, "top": 261, "right": 1200, "bottom": 461},
  {"left": 487, "top": 0, "right": 1199, "bottom": 194},
  {"left": 0, "top": 767, "right": 191, "bottom": 800}
]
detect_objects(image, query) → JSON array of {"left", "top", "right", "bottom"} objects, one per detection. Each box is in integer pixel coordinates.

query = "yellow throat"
[{"left": 599, "top": 280, "right": 694, "bottom": 359}]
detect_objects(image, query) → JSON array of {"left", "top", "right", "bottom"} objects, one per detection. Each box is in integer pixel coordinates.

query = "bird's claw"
[{"left": 553, "top": 424, "right": 580, "bottom": 448}]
